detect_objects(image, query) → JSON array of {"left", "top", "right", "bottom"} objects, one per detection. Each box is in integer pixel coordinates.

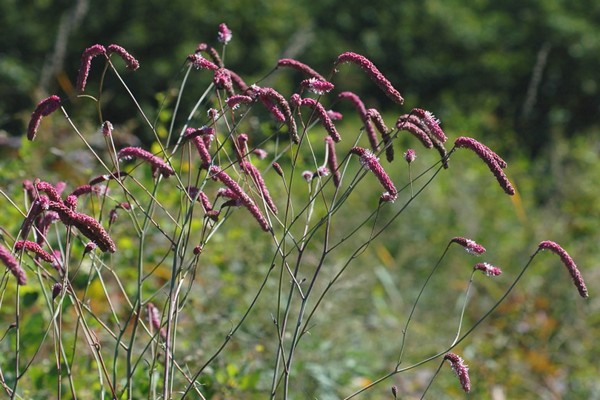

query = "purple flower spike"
[
  {"left": 474, "top": 262, "right": 502, "bottom": 276},
  {"left": 411, "top": 108, "right": 447, "bottom": 143},
  {"left": 350, "top": 146, "right": 397, "bottom": 202},
  {"left": 277, "top": 58, "right": 326, "bottom": 81},
  {"left": 217, "top": 23, "right": 233, "bottom": 44},
  {"left": 335, "top": 52, "right": 404, "bottom": 104},
  {"left": 325, "top": 137, "right": 341, "bottom": 188},
  {"left": 147, "top": 303, "right": 167, "bottom": 339},
  {"left": 538, "top": 240, "right": 588, "bottom": 298},
  {"left": 292, "top": 94, "right": 341, "bottom": 142},
  {"left": 187, "top": 54, "right": 219, "bottom": 71},
  {"left": 404, "top": 149, "right": 416, "bottom": 164},
  {"left": 27, "top": 95, "right": 61, "bottom": 141},
  {"left": 0, "top": 244, "right": 27, "bottom": 285},
  {"left": 226, "top": 94, "right": 254, "bottom": 110},
  {"left": 15, "top": 240, "right": 55, "bottom": 263},
  {"left": 117, "top": 147, "right": 174, "bottom": 178},
  {"left": 301, "top": 78, "right": 335, "bottom": 95},
  {"left": 240, "top": 161, "right": 278, "bottom": 214},
  {"left": 76, "top": 44, "right": 107, "bottom": 92},
  {"left": 185, "top": 128, "right": 212, "bottom": 169},
  {"left": 107, "top": 44, "right": 139, "bottom": 70},
  {"left": 443, "top": 353, "right": 471, "bottom": 393},
  {"left": 454, "top": 137, "right": 514, "bottom": 195},
  {"left": 450, "top": 237, "right": 486, "bottom": 255}
]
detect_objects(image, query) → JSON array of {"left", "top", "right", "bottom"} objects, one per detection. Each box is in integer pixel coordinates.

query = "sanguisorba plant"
[{"left": 0, "top": 23, "right": 590, "bottom": 399}]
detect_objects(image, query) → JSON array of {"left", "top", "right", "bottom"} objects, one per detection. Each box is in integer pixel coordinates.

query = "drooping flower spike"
[
  {"left": 454, "top": 137, "right": 515, "bottom": 195},
  {"left": 350, "top": 146, "right": 397, "bottom": 202},
  {"left": 14, "top": 240, "right": 55, "bottom": 264},
  {"left": 338, "top": 91, "right": 378, "bottom": 151},
  {"left": 195, "top": 43, "right": 224, "bottom": 68},
  {"left": 27, "top": 95, "right": 61, "bottom": 141},
  {"left": 76, "top": 44, "right": 107, "bottom": 92},
  {"left": 240, "top": 160, "right": 278, "bottom": 214},
  {"left": 335, "top": 52, "right": 404, "bottom": 104},
  {"left": 107, "top": 44, "right": 140, "bottom": 70},
  {"left": 450, "top": 237, "right": 486, "bottom": 255},
  {"left": 443, "top": 353, "right": 471, "bottom": 393},
  {"left": 0, "top": 244, "right": 27, "bottom": 285},
  {"left": 187, "top": 54, "right": 219, "bottom": 71},
  {"left": 117, "top": 147, "right": 175, "bottom": 178},
  {"left": 277, "top": 58, "right": 326, "bottom": 81},
  {"left": 290, "top": 94, "right": 341, "bottom": 142},
  {"left": 538, "top": 240, "right": 588, "bottom": 298},
  {"left": 474, "top": 262, "right": 502, "bottom": 276},
  {"left": 301, "top": 78, "right": 335, "bottom": 95}
]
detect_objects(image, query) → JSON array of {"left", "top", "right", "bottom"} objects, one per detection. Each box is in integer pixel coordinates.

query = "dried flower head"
[
  {"left": 443, "top": 352, "right": 471, "bottom": 393},
  {"left": 107, "top": 44, "right": 139, "bottom": 70},
  {"left": 335, "top": 52, "right": 404, "bottom": 104},
  {"left": 27, "top": 95, "right": 61, "bottom": 141},
  {"left": 538, "top": 240, "right": 588, "bottom": 298}
]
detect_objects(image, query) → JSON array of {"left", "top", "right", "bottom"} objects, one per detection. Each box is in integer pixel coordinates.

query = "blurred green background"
[{"left": 1, "top": 0, "right": 599, "bottom": 398}]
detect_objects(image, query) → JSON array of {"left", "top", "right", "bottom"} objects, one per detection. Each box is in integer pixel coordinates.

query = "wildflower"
[
  {"left": 147, "top": 303, "right": 167, "bottom": 339},
  {"left": 454, "top": 137, "right": 515, "bottom": 195},
  {"left": 338, "top": 91, "right": 378, "bottom": 151},
  {"left": 195, "top": 43, "right": 223, "bottom": 68},
  {"left": 76, "top": 44, "right": 107, "bottom": 92},
  {"left": 0, "top": 244, "right": 26, "bottom": 285},
  {"left": 350, "top": 146, "right": 397, "bottom": 202},
  {"left": 185, "top": 128, "right": 212, "bottom": 169},
  {"left": 185, "top": 187, "right": 214, "bottom": 213},
  {"left": 254, "top": 86, "right": 298, "bottom": 143},
  {"left": 36, "top": 181, "right": 62, "bottom": 203},
  {"left": 450, "top": 237, "right": 486, "bottom": 255},
  {"left": 316, "top": 166, "right": 330, "bottom": 177},
  {"left": 89, "top": 171, "right": 128, "bottom": 186},
  {"left": 302, "top": 170, "right": 314, "bottom": 182},
  {"left": 227, "top": 69, "right": 248, "bottom": 92},
  {"left": 217, "top": 23, "right": 232, "bottom": 44},
  {"left": 277, "top": 58, "right": 326, "bottom": 81},
  {"left": 102, "top": 121, "right": 113, "bottom": 137},
  {"left": 252, "top": 148, "right": 268, "bottom": 159},
  {"left": 27, "top": 95, "right": 61, "bottom": 141},
  {"left": 210, "top": 166, "right": 270, "bottom": 232},
  {"left": 443, "top": 352, "right": 471, "bottom": 393},
  {"left": 396, "top": 120, "right": 433, "bottom": 149},
  {"left": 404, "top": 149, "right": 416, "bottom": 164},
  {"left": 538, "top": 240, "right": 588, "bottom": 298},
  {"left": 14, "top": 240, "right": 55, "bottom": 263},
  {"left": 272, "top": 162, "right": 284, "bottom": 178},
  {"left": 326, "top": 110, "right": 343, "bottom": 121},
  {"left": 117, "top": 147, "right": 175, "bottom": 178},
  {"left": 325, "top": 137, "right": 341, "bottom": 187},
  {"left": 240, "top": 161, "right": 278, "bottom": 214},
  {"left": 226, "top": 94, "right": 254, "bottom": 110},
  {"left": 107, "top": 44, "right": 139, "bottom": 70},
  {"left": 187, "top": 54, "right": 219, "bottom": 71},
  {"left": 300, "top": 78, "right": 335, "bottom": 95},
  {"left": 411, "top": 108, "right": 447, "bottom": 143},
  {"left": 474, "top": 262, "right": 502, "bottom": 276},
  {"left": 335, "top": 52, "right": 404, "bottom": 104},
  {"left": 366, "top": 108, "right": 390, "bottom": 135},
  {"left": 51, "top": 250, "right": 63, "bottom": 271},
  {"left": 291, "top": 94, "right": 341, "bottom": 142},
  {"left": 382, "top": 133, "right": 394, "bottom": 162},
  {"left": 213, "top": 68, "right": 233, "bottom": 93},
  {"left": 52, "top": 282, "right": 62, "bottom": 299},
  {"left": 48, "top": 201, "right": 116, "bottom": 253},
  {"left": 20, "top": 195, "right": 50, "bottom": 240},
  {"left": 34, "top": 211, "right": 59, "bottom": 245}
]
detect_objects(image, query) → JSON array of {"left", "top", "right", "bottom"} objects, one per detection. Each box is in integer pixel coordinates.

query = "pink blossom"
[
  {"left": 326, "top": 110, "right": 343, "bottom": 121},
  {"left": 277, "top": 58, "right": 326, "bottom": 81},
  {"left": 27, "top": 95, "right": 61, "bottom": 141},
  {"left": 195, "top": 43, "right": 223, "bottom": 68},
  {"left": 450, "top": 237, "right": 486, "bottom": 255},
  {"left": 0, "top": 244, "right": 26, "bottom": 285},
  {"left": 147, "top": 303, "right": 167, "bottom": 339},
  {"left": 443, "top": 353, "right": 471, "bottom": 393},
  {"left": 102, "top": 121, "right": 113, "bottom": 137},
  {"left": 335, "top": 52, "right": 404, "bottom": 104},
  {"left": 338, "top": 91, "right": 378, "bottom": 151},
  {"left": 217, "top": 23, "right": 233, "bottom": 44},
  {"left": 187, "top": 54, "right": 219, "bottom": 71},
  {"left": 185, "top": 128, "right": 212, "bottom": 168},
  {"left": 474, "top": 262, "right": 502, "bottom": 276},
  {"left": 301, "top": 78, "right": 335, "bottom": 95},
  {"left": 240, "top": 161, "right": 278, "bottom": 214},
  {"left": 226, "top": 95, "right": 254, "bottom": 110},
  {"left": 454, "top": 137, "right": 514, "bottom": 195},
  {"left": 76, "top": 44, "right": 107, "bottom": 92},
  {"left": 411, "top": 108, "right": 447, "bottom": 143},
  {"left": 350, "top": 146, "right": 397, "bottom": 202},
  {"left": 213, "top": 68, "right": 233, "bottom": 93},
  {"left": 396, "top": 119, "right": 433, "bottom": 149},
  {"left": 404, "top": 149, "right": 416, "bottom": 164},
  {"left": 538, "top": 241, "right": 588, "bottom": 298},
  {"left": 291, "top": 94, "right": 341, "bottom": 142},
  {"left": 107, "top": 44, "right": 139, "bottom": 70},
  {"left": 325, "top": 137, "right": 341, "bottom": 188},
  {"left": 117, "top": 147, "right": 175, "bottom": 178},
  {"left": 15, "top": 239, "right": 55, "bottom": 264}
]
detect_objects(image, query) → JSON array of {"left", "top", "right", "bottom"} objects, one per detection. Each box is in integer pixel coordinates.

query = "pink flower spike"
[
  {"left": 147, "top": 303, "right": 167, "bottom": 339},
  {"left": 195, "top": 43, "right": 224, "bottom": 68},
  {"left": 0, "top": 244, "right": 26, "bottom": 285},
  {"left": 293, "top": 95, "right": 341, "bottom": 142},
  {"left": 443, "top": 353, "right": 471, "bottom": 393},
  {"left": 450, "top": 237, "right": 486, "bottom": 255},
  {"left": 217, "top": 23, "right": 233, "bottom": 44},
  {"left": 325, "top": 136, "right": 341, "bottom": 188},
  {"left": 397, "top": 121, "right": 433, "bottom": 149},
  {"left": 187, "top": 54, "right": 219, "bottom": 71},
  {"left": 107, "top": 44, "right": 139, "bottom": 70},
  {"left": 538, "top": 241, "right": 588, "bottom": 298},
  {"left": 350, "top": 146, "right": 397, "bottom": 202},
  {"left": 102, "top": 121, "right": 113, "bottom": 137},
  {"left": 327, "top": 110, "right": 343, "bottom": 121},
  {"left": 226, "top": 95, "right": 254, "bottom": 110},
  {"left": 335, "top": 52, "right": 404, "bottom": 104},
  {"left": 213, "top": 68, "right": 233, "bottom": 93},
  {"left": 412, "top": 108, "right": 447, "bottom": 143},
  {"left": 14, "top": 240, "right": 55, "bottom": 263},
  {"left": 76, "top": 44, "right": 107, "bottom": 92},
  {"left": 277, "top": 58, "right": 326, "bottom": 81},
  {"left": 474, "top": 262, "right": 502, "bottom": 276},
  {"left": 27, "top": 95, "right": 61, "bottom": 141},
  {"left": 117, "top": 146, "right": 174, "bottom": 178},
  {"left": 185, "top": 128, "right": 212, "bottom": 168},
  {"left": 338, "top": 91, "right": 378, "bottom": 151},
  {"left": 454, "top": 137, "right": 514, "bottom": 195},
  {"left": 240, "top": 161, "right": 278, "bottom": 214},
  {"left": 301, "top": 78, "right": 335, "bottom": 95}
]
